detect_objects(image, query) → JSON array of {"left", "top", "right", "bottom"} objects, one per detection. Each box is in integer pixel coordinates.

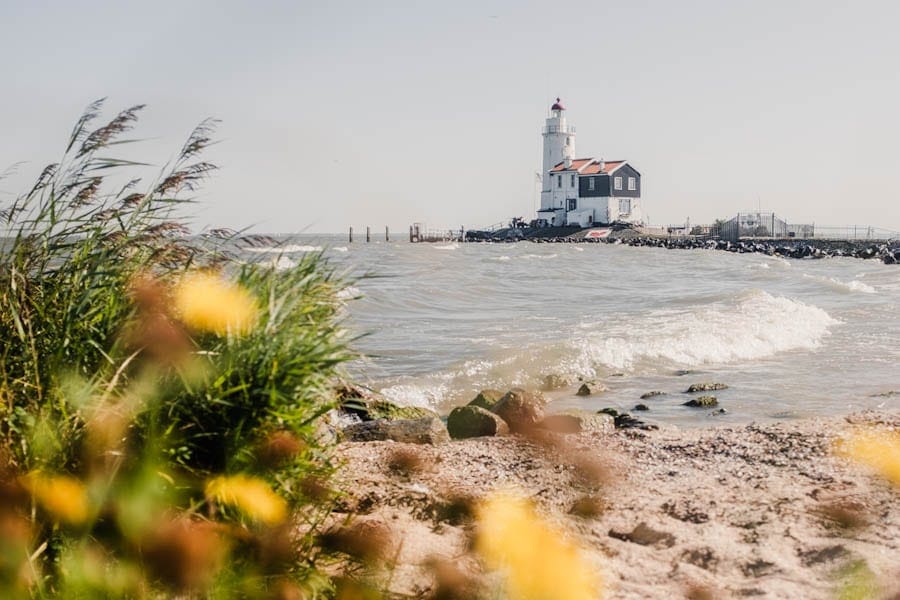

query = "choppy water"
[{"left": 258, "top": 236, "right": 900, "bottom": 427}]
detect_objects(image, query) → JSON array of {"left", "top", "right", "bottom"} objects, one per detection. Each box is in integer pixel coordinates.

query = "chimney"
[
  {"left": 564, "top": 156, "right": 572, "bottom": 169},
  {"left": 598, "top": 158, "right": 605, "bottom": 171}
]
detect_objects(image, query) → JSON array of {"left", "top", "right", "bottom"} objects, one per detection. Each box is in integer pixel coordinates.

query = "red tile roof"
[
  {"left": 549, "top": 158, "right": 593, "bottom": 172},
  {"left": 550, "top": 158, "right": 626, "bottom": 174}
]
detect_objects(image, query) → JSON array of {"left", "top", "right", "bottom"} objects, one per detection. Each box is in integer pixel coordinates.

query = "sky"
[{"left": 1, "top": 0, "right": 899, "bottom": 233}]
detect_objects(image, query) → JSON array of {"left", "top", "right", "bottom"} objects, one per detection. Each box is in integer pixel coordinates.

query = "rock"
[
  {"left": 683, "top": 396, "right": 718, "bottom": 408},
  {"left": 633, "top": 403, "right": 650, "bottom": 412},
  {"left": 608, "top": 523, "right": 675, "bottom": 548},
  {"left": 336, "top": 383, "right": 439, "bottom": 421},
  {"left": 597, "top": 408, "right": 658, "bottom": 430},
  {"left": 576, "top": 381, "right": 607, "bottom": 396},
  {"left": 492, "top": 388, "right": 545, "bottom": 433},
  {"left": 686, "top": 382, "right": 728, "bottom": 393},
  {"left": 539, "top": 412, "right": 615, "bottom": 434},
  {"left": 342, "top": 418, "right": 450, "bottom": 444},
  {"left": 541, "top": 374, "right": 569, "bottom": 391},
  {"left": 467, "top": 389, "right": 505, "bottom": 411},
  {"left": 710, "top": 408, "right": 728, "bottom": 416},
  {"left": 447, "top": 405, "right": 509, "bottom": 439},
  {"left": 640, "top": 391, "right": 665, "bottom": 400}
]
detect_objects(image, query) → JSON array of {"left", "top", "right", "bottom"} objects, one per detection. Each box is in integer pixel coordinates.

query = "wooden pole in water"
[
  {"left": 349, "top": 227, "right": 353, "bottom": 243},
  {"left": 366, "top": 226, "right": 371, "bottom": 243},
  {"left": 409, "top": 225, "right": 414, "bottom": 243},
  {"left": 385, "top": 226, "right": 389, "bottom": 242}
]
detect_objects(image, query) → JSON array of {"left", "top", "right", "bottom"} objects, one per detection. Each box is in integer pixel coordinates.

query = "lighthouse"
[{"left": 540, "top": 98, "right": 575, "bottom": 211}]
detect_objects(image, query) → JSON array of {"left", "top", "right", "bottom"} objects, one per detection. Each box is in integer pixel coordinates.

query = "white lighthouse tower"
[{"left": 539, "top": 98, "right": 575, "bottom": 215}]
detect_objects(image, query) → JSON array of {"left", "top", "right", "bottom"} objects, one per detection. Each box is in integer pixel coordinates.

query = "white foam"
[
  {"left": 267, "top": 256, "right": 297, "bottom": 271},
  {"left": 803, "top": 274, "right": 876, "bottom": 294},
  {"left": 336, "top": 286, "right": 361, "bottom": 301},
  {"left": 491, "top": 255, "right": 511, "bottom": 261},
  {"left": 573, "top": 290, "right": 838, "bottom": 371},
  {"left": 246, "top": 244, "right": 322, "bottom": 253},
  {"left": 433, "top": 243, "right": 458, "bottom": 250},
  {"left": 332, "top": 246, "right": 349, "bottom": 252}
]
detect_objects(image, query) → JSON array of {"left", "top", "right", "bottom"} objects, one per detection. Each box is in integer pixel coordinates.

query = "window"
[
  {"left": 588, "top": 178, "right": 595, "bottom": 191},
  {"left": 571, "top": 175, "right": 576, "bottom": 187},
  {"left": 614, "top": 176, "right": 623, "bottom": 191},
  {"left": 628, "top": 177, "right": 636, "bottom": 191},
  {"left": 619, "top": 199, "right": 631, "bottom": 214},
  {"left": 566, "top": 137, "right": 571, "bottom": 146},
  {"left": 567, "top": 198, "right": 577, "bottom": 211},
  {"left": 557, "top": 175, "right": 561, "bottom": 188}
]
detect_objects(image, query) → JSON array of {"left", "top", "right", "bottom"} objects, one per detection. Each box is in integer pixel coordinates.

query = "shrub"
[{"left": 0, "top": 100, "right": 351, "bottom": 597}]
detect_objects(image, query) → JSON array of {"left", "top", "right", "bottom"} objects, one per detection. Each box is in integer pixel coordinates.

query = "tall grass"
[{"left": 0, "top": 100, "right": 352, "bottom": 597}]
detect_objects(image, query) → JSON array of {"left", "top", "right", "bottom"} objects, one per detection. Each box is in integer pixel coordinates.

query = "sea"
[{"left": 247, "top": 235, "right": 900, "bottom": 427}]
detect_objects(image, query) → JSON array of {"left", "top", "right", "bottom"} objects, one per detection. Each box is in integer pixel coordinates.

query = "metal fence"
[{"left": 718, "top": 213, "right": 898, "bottom": 241}]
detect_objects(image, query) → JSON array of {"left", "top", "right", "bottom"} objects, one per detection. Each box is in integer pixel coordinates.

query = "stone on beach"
[
  {"left": 467, "top": 389, "right": 505, "bottom": 411},
  {"left": 342, "top": 417, "right": 450, "bottom": 444},
  {"left": 640, "top": 390, "right": 665, "bottom": 399},
  {"left": 539, "top": 412, "right": 615, "bottom": 434},
  {"left": 683, "top": 396, "right": 719, "bottom": 408},
  {"left": 492, "top": 388, "right": 546, "bottom": 433},
  {"left": 576, "top": 381, "right": 607, "bottom": 396},
  {"left": 687, "top": 382, "right": 729, "bottom": 393},
  {"left": 447, "top": 405, "right": 509, "bottom": 439}
]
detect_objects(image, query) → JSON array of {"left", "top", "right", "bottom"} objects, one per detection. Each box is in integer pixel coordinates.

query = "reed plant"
[{"left": 0, "top": 100, "right": 352, "bottom": 597}]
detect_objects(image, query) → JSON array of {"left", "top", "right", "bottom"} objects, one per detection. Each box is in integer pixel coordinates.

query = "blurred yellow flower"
[
  {"left": 476, "top": 493, "right": 599, "bottom": 600},
  {"left": 174, "top": 272, "right": 258, "bottom": 336},
  {"left": 23, "top": 472, "right": 90, "bottom": 525},
  {"left": 205, "top": 475, "right": 287, "bottom": 525},
  {"left": 837, "top": 430, "right": 900, "bottom": 486}
]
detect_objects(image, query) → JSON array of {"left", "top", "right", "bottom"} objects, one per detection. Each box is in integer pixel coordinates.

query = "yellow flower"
[
  {"left": 174, "top": 272, "right": 258, "bottom": 336},
  {"left": 476, "top": 493, "right": 599, "bottom": 600},
  {"left": 23, "top": 472, "right": 90, "bottom": 525},
  {"left": 837, "top": 430, "right": 900, "bottom": 486},
  {"left": 205, "top": 475, "right": 287, "bottom": 525}
]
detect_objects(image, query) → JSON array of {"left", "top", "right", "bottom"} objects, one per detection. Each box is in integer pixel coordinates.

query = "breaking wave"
[
  {"left": 802, "top": 274, "right": 876, "bottom": 294},
  {"left": 572, "top": 290, "right": 837, "bottom": 372}
]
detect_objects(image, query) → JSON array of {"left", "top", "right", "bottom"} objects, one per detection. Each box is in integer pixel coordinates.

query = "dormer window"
[
  {"left": 628, "top": 177, "right": 636, "bottom": 191},
  {"left": 614, "top": 176, "right": 623, "bottom": 191}
]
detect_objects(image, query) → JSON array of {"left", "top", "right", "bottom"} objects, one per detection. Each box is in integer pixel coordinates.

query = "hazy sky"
[{"left": 2, "top": 0, "right": 899, "bottom": 233}]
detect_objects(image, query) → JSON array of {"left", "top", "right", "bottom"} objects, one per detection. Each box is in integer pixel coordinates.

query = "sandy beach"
[{"left": 334, "top": 410, "right": 900, "bottom": 599}]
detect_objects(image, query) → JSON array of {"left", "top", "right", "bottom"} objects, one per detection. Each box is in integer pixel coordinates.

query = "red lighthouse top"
[{"left": 551, "top": 97, "right": 565, "bottom": 110}]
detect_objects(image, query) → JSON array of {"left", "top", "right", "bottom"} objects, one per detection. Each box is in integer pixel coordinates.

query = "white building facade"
[{"left": 536, "top": 99, "right": 643, "bottom": 227}]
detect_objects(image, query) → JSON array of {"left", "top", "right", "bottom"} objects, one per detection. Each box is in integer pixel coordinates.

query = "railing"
[
  {"left": 542, "top": 126, "right": 576, "bottom": 134},
  {"left": 806, "top": 226, "right": 899, "bottom": 241}
]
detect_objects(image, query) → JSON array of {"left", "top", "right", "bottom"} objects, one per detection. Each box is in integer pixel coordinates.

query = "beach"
[{"left": 334, "top": 410, "right": 900, "bottom": 599}]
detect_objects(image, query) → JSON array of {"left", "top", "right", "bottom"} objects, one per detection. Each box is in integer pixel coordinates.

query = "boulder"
[
  {"left": 492, "top": 388, "right": 545, "bottom": 433},
  {"left": 633, "top": 403, "right": 650, "bottom": 412},
  {"left": 686, "top": 383, "right": 728, "bottom": 393},
  {"left": 467, "top": 389, "right": 505, "bottom": 411},
  {"left": 576, "top": 381, "right": 608, "bottom": 396},
  {"left": 683, "top": 396, "right": 718, "bottom": 408},
  {"left": 342, "top": 417, "right": 450, "bottom": 444},
  {"left": 640, "top": 391, "right": 665, "bottom": 400},
  {"left": 539, "top": 412, "right": 614, "bottom": 434},
  {"left": 447, "top": 405, "right": 509, "bottom": 439}
]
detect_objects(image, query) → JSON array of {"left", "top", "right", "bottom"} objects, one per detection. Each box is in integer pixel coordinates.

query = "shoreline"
[{"left": 333, "top": 410, "right": 900, "bottom": 599}]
